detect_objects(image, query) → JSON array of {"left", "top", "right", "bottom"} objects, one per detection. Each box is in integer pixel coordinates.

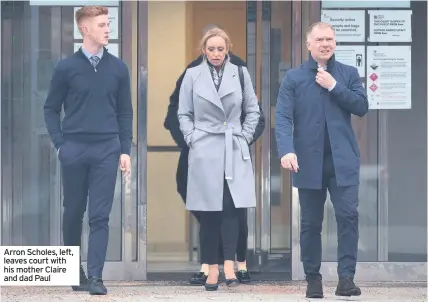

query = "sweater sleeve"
[
  {"left": 117, "top": 63, "right": 133, "bottom": 155},
  {"left": 43, "top": 61, "right": 67, "bottom": 150}
]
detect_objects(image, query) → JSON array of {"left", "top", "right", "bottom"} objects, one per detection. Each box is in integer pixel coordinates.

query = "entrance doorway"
[{"left": 144, "top": 1, "right": 293, "bottom": 280}]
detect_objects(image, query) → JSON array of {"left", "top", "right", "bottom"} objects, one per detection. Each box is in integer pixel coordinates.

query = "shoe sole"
[
  {"left": 335, "top": 289, "right": 361, "bottom": 297},
  {"left": 306, "top": 293, "right": 324, "bottom": 298},
  {"left": 72, "top": 285, "right": 89, "bottom": 291},
  {"left": 89, "top": 288, "right": 107, "bottom": 295},
  {"left": 189, "top": 280, "right": 206, "bottom": 286}
]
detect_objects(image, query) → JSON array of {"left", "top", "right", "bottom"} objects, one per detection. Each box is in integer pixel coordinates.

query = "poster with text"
[
  {"left": 31, "top": 0, "right": 118, "bottom": 5},
  {"left": 321, "top": 10, "right": 365, "bottom": 42},
  {"left": 335, "top": 45, "right": 365, "bottom": 77},
  {"left": 74, "top": 6, "right": 119, "bottom": 40},
  {"left": 368, "top": 10, "right": 412, "bottom": 42},
  {"left": 366, "top": 46, "right": 411, "bottom": 109},
  {"left": 74, "top": 43, "right": 119, "bottom": 58}
]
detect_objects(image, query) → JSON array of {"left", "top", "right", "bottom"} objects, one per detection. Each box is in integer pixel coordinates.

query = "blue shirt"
[{"left": 81, "top": 46, "right": 104, "bottom": 61}]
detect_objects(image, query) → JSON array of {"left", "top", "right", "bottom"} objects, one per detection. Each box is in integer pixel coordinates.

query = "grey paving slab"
[{"left": 1, "top": 281, "right": 427, "bottom": 302}]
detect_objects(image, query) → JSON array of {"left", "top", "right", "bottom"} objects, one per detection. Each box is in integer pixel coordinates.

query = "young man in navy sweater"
[{"left": 43, "top": 6, "right": 132, "bottom": 295}]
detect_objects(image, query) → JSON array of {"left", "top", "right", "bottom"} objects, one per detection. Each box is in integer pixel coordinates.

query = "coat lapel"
[
  {"left": 218, "top": 60, "right": 237, "bottom": 100},
  {"left": 195, "top": 62, "right": 224, "bottom": 112}
]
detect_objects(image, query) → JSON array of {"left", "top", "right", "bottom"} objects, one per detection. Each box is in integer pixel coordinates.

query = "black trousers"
[
  {"left": 298, "top": 153, "right": 359, "bottom": 278},
  {"left": 60, "top": 137, "right": 120, "bottom": 278},
  {"left": 177, "top": 150, "right": 248, "bottom": 263},
  {"left": 195, "top": 180, "right": 245, "bottom": 265},
  {"left": 193, "top": 207, "right": 247, "bottom": 264}
]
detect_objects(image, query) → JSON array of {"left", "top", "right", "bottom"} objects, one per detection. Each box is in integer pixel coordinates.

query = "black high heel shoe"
[
  {"left": 204, "top": 282, "right": 219, "bottom": 291},
  {"left": 204, "top": 271, "right": 219, "bottom": 291},
  {"left": 225, "top": 278, "right": 239, "bottom": 287}
]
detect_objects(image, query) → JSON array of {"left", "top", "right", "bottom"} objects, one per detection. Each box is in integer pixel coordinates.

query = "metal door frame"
[{"left": 0, "top": 1, "right": 3, "bottom": 248}]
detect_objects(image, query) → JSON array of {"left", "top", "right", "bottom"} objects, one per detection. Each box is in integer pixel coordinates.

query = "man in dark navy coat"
[
  {"left": 275, "top": 22, "right": 368, "bottom": 299},
  {"left": 164, "top": 24, "right": 265, "bottom": 286}
]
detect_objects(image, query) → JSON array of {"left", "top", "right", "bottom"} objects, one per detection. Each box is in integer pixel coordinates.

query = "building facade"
[{"left": 1, "top": 0, "right": 426, "bottom": 282}]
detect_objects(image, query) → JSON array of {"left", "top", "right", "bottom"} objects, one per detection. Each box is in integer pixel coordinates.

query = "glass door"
[{"left": 246, "top": 1, "right": 293, "bottom": 278}]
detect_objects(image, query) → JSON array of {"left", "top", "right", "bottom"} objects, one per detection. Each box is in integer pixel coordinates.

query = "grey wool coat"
[{"left": 177, "top": 59, "right": 260, "bottom": 211}]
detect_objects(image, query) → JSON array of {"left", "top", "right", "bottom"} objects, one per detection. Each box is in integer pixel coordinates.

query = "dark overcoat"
[{"left": 275, "top": 54, "right": 369, "bottom": 189}]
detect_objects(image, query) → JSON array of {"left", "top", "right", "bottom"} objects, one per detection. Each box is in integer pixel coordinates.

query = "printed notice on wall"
[
  {"left": 74, "top": 6, "right": 119, "bottom": 40},
  {"left": 0, "top": 246, "right": 79, "bottom": 286},
  {"left": 74, "top": 43, "right": 119, "bottom": 58},
  {"left": 335, "top": 45, "right": 365, "bottom": 78},
  {"left": 321, "top": 10, "right": 365, "bottom": 42},
  {"left": 366, "top": 46, "right": 411, "bottom": 109},
  {"left": 368, "top": 10, "right": 412, "bottom": 42}
]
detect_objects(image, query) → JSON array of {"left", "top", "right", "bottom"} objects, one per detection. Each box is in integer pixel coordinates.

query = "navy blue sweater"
[{"left": 43, "top": 48, "right": 133, "bottom": 155}]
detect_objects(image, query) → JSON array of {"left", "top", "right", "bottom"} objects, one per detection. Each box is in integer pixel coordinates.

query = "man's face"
[
  {"left": 306, "top": 26, "right": 336, "bottom": 63},
  {"left": 81, "top": 14, "right": 110, "bottom": 46}
]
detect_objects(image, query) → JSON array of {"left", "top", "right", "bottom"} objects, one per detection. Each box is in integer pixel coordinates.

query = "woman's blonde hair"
[{"left": 199, "top": 28, "right": 232, "bottom": 53}]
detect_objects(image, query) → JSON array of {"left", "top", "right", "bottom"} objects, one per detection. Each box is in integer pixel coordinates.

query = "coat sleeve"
[
  {"left": 177, "top": 70, "right": 195, "bottom": 147},
  {"left": 275, "top": 72, "right": 295, "bottom": 159},
  {"left": 164, "top": 69, "right": 188, "bottom": 148},
  {"left": 241, "top": 67, "right": 261, "bottom": 143},
  {"left": 43, "top": 61, "right": 67, "bottom": 150},
  {"left": 330, "top": 67, "right": 369, "bottom": 117}
]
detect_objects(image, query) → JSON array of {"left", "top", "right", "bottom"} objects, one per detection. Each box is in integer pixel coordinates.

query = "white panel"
[{"left": 30, "top": 1, "right": 119, "bottom": 6}]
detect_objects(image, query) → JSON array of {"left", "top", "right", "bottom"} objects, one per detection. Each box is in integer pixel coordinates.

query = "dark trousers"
[
  {"left": 192, "top": 208, "right": 247, "bottom": 264},
  {"left": 298, "top": 154, "right": 359, "bottom": 278},
  {"left": 60, "top": 137, "right": 120, "bottom": 278},
  {"left": 196, "top": 180, "right": 244, "bottom": 265},
  {"left": 177, "top": 151, "right": 248, "bottom": 263}
]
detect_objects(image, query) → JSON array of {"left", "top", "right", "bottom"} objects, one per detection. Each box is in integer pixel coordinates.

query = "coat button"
[{"left": 224, "top": 122, "right": 227, "bottom": 126}]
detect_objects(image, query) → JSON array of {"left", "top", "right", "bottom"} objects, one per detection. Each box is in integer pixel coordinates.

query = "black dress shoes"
[
  {"left": 189, "top": 272, "right": 208, "bottom": 285},
  {"left": 88, "top": 276, "right": 107, "bottom": 295},
  {"left": 71, "top": 265, "right": 89, "bottom": 292},
  {"left": 237, "top": 270, "right": 251, "bottom": 284},
  {"left": 305, "top": 275, "right": 324, "bottom": 298},
  {"left": 335, "top": 277, "right": 361, "bottom": 297}
]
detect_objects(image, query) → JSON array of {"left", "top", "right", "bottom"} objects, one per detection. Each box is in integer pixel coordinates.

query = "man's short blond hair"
[
  {"left": 75, "top": 6, "right": 108, "bottom": 25},
  {"left": 306, "top": 22, "right": 335, "bottom": 41}
]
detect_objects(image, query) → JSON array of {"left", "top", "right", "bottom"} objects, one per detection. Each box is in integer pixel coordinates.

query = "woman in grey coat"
[{"left": 178, "top": 28, "right": 260, "bottom": 291}]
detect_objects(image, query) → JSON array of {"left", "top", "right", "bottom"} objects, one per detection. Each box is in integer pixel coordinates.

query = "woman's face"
[{"left": 203, "top": 36, "right": 227, "bottom": 67}]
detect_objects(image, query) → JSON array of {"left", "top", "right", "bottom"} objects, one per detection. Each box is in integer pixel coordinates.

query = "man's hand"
[
  {"left": 281, "top": 153, "right": 299, "bottom": 173},
  {"left": 120, "top": 154, "right": 131, "bottom": 176},
  {"left": 316, "top": 67, "right": 335, "bottom": 90}
]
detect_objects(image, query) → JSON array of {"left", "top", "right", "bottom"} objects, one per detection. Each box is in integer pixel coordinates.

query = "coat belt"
[
  {"left": 225, "top": 128, "right": 233, "bottom": 180},
  {"left": 194, "top": 121, "right": 250, "bottom": 181}
]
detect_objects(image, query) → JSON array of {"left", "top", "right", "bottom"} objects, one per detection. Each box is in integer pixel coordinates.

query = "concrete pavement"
[{"left": 1, "top": 281, "right": 427, "bottom": 301}]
